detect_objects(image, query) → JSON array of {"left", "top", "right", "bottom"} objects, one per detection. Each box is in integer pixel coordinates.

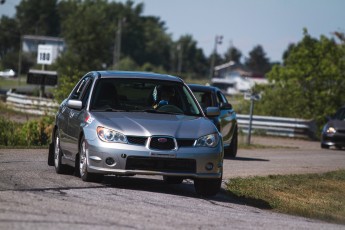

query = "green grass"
[
  {"left": 226, "top": 170, "right": 345, "bottom": 224},
  {"left": 0, "top": 75, "right": 27, "bottom": 89}
]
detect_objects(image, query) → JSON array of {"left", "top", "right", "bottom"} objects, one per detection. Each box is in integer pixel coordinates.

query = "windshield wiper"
[{"left": 143, "top": 109, "right": 183, "bottom": 115}]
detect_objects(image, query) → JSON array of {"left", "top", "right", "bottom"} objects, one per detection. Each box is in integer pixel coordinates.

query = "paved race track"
[{"left": 0, "top": 137, "right": 344, "bottom": 230}]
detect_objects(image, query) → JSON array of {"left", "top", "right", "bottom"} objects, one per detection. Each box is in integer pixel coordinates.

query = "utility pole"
[
  {"left": 209, "top": 35, "right": 223, "bottom": 79},
  {"left": 177, "top": 43, "right": 183, "bottom": 74},
  {"left": 113, "top": 18, "right": 125, "bottom": 69}
]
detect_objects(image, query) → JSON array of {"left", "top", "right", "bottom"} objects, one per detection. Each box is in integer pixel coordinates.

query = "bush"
[
  {"left": 0, "top": 116, "right": 21, "bottom": 146},
  {"left": 0, "top": 116, "right": 54, "bottom": 147}
]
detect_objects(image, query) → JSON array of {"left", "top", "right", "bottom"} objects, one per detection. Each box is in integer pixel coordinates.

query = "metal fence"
[
  {"left": 6, "top": 91, "right": 59, "bottom": 116},
  {"left": 237, "top": 114, "right": 316, "bottom": 139},
  {"left": 4, "top": 92, "right": 316, "bottom": 138}
]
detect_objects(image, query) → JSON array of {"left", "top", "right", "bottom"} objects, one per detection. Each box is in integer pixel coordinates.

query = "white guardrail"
[
  {"left": 6, "top": 91, "right": 59, "bottom": 116},
  {"left": 237, "top": 114, "right": 316, "bottom": 139},
  {"left": 4, "top": 92, "right": 316, "bottom": 138}
]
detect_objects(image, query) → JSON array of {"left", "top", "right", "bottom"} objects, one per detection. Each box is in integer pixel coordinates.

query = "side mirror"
[
  {"left": 220, "top": 102, "right": 232, "bottom": 110},
  {"left": 205, "top": 107, "right": 220, "bottom": 117},
  {"left": 67, "top": 99, "right": 82, "bottom": 110}
]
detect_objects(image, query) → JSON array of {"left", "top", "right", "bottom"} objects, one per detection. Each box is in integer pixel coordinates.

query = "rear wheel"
[
  {"left": 224, "top": 126, "right": 238, "bottom": 157},
  {"left": 163, "top": 176, "right": 184, "bottom": 184},
  {"left": 79, "top": 136, "right": 103, "bottom": 182},
  {"left": 194, "top": 173, "right": 222, "bottom": 197}
]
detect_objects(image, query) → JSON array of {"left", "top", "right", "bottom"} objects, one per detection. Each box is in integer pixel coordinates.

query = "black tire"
[
  {"left": 48, "top": 142, "right": 54, "bottom": 166},
  {"left": 224, "top": 126, "right": 238, "bottom": 158},
  {"left": 54, "top": 131, "right": 69, "bottom": 174},
  {"left": 321, "top": 143, "right": 330, "bottom": 149},
  {"left": 194, "top": 175, "right": 222, "bottom": 197},
  {"left": 163, "top": 176, "right": 184, "bottom": 184},
  {"left": 79, "top": 136, "right": 103, "bottom": 182}
]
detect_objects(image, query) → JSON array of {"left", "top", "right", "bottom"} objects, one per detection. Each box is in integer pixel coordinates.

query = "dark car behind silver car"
[
  {"left": 188, "top": 84, "right": 238, "bottom": 157},
  {"left": 321, "top": 105, "right": 345, "bottom": 150},
  {"left": 48, "top": 71, "right": 224, "bottom": 196}
]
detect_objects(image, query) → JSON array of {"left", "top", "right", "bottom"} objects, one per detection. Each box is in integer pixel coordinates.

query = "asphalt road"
[{"left": 0, "top": 138, "right": 344, "bottom": 230}]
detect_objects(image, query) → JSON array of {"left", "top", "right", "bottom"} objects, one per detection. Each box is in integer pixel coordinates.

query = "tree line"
[
  {"left": 1, "top": 0, "right": 344, "bottom": 136},
  {"left": 0, "top": 0, "right": 272, "bottom": 78}
]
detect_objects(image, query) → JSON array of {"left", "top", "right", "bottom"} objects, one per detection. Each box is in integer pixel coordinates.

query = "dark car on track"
[
  {"left": 321, "top": 105, "right": 345, "bottom": 150},
  {"left": 188, "top": 84, "right": 238, "bottom": 157}
]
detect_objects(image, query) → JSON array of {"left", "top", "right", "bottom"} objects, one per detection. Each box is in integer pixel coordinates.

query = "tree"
[
  {"left": 174, "top": 35, "right": 208, "bottom": 77},
  {"left": 0, "top": 16, "right": 20, "bottom": 71},
  {"left": 224, "top": 46, "right": 242, "bottom": 63},
  {"left": 255, "top": 30, "right": 345, "bottom": 134},
  {"left": 16, "top": 0, "right": 60, "bottom": 36},
  {"left": 245, "top": 45, "right": 271, "bottom": 74},
  {"left": 0, "top": 16, "right": 20, "bottom": 59}
]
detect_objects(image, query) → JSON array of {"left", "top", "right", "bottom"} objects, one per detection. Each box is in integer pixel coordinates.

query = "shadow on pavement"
[{"left": 224, "top": 156, "right": 269, "bottom": 161}]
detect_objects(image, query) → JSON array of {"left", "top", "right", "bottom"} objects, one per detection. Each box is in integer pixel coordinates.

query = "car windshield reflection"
[{"left": 90, "top": 78, "right": 202, "bottom": 116}]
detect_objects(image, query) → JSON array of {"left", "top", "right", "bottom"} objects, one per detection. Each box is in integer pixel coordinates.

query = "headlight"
[
  {"left": 97, "top": 126, "right": 127, "bottom": 143},
  {"left": 326, "top": 126, "right": 336, "bottom": 135},
  {"left": 195, "top": 133, "right": 220, "bottom": 148}
]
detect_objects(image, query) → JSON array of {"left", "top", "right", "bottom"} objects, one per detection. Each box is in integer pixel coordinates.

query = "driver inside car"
[{"left": 152, "top": 86, "right": 176, "bottom": 109}]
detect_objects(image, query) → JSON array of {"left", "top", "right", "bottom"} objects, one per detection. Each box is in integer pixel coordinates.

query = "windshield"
[{"left": 90, "top": 78, "right": 202, "bottom": 116}]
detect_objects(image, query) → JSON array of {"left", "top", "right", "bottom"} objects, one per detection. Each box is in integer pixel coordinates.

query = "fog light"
[
  {"left": 105, "top": 157, "right": 115, "bottom": 166},
  {"left": 205, "top": 162, "right": 214, "bottom": 171}
]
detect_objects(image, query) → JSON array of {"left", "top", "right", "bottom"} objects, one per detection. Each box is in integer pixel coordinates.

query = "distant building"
[{"left": 211, "top": 61, "right": 268, "bottom": 95}]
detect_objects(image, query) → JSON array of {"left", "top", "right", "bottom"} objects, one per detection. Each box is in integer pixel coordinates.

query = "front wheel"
[
  {"left": 321, "top": 143, "right": 330, "bottom": 149},
  {"left": 194, "top": 175, "right": 222, "bottom": 197},
  {"left": 79, "top": 136, "right": 103, "bottom": 182},
  {"left": 224, "top": 126, "right": 238, "bottom": 158}
]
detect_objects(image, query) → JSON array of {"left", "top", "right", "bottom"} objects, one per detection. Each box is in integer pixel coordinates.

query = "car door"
[
  {"left": 216, "top": 90, "right": 236, "bottom": 145},
  {"left": 63, "top": 76, "right": 93, "bottom": 159}
]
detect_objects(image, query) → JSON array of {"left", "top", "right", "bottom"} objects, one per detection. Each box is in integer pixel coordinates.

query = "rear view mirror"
[
  {"left": 67, "top": 99, "right": 82, "bottom": 110},
  {"left": 205, "top": 107, "right": 220, "bottom": 117}
]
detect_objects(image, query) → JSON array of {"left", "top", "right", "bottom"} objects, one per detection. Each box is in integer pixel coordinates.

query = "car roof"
[
  {"left": 91, "top": 71, "right": 183, "bottom": 83},
  {"left": 188, "top": 83, "right": 219, "bottom": 93}
]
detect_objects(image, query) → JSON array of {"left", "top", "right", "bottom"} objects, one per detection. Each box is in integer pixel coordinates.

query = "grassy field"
[{"left": 226, "top": 170, "right": 345, "bottom": 224}]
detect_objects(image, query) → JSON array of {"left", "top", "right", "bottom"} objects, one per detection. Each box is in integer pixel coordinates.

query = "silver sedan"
[{"left": 48, "top": 71, "right": 224, "bottom": 196}]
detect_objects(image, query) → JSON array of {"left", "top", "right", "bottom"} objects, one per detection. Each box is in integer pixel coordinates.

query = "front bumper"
[
  {"left": 321, "top": 132, "right": 345, "bottom": 148},
  {"left": 85, "top": 138, "right": 223, "bottom": 179}
]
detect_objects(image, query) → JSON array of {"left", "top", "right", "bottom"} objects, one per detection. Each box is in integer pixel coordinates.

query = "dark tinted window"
[
  {"left": 70, "top": 77, "right": 90, "bottom": 100},
  {"left": 192, "top": 91, "right": 214, "bottom": 109},
  {"left": 90, "top": 78, "right": 201, "bottom": 115},
  {"left": 334, "top": 108, "right": 345, "bottom": 120}
]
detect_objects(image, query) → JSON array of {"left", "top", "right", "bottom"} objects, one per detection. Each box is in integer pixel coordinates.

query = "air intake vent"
[{"left": 149, "top": 137, "right": 175, "bottom": 150}]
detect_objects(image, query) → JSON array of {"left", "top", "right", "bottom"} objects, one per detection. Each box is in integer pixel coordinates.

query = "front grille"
[
  {"left": 149, "top": 137, "right": 175, "bottom": 150},
  {"left": 126, "top": 156, "right": 196, "bottom": 173},
  {"left": 127, "top": 136, "right": 147, "bottom": 146},
  {"left": 177, "top": 139, "right": 195, "bottom": 147}
]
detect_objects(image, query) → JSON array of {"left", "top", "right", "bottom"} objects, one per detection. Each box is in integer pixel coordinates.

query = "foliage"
[
  {"left": 0, "top": 115, "right": 54, "bottom": 147},
  {"left": 53, "top": 66, "right": 83, "bottom": 103},
  {"left": 0, "top": 16, "right": 20, "bottom": 60},
  {"left": 0, "top": 116, "right": 21, "bottom": 146},
  {"left": 16, "top": 0, "right": 60, "bottom": 36},
  {"left": 226, "top": 170, "right": 345, "bottom": 224},
  {"left": 254, "top": 30, "right": 345, "bottom": 133},
  {"left": 245, "top": 45, "right": 271, "bottom": 74},
  {"left": 224, "top": 46, "right": 242, "bottom": 63}
]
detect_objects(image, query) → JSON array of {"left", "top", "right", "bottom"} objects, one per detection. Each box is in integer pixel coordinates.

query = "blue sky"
[{"left": 1, "top": 0, "right": 344, "bottom": 62}]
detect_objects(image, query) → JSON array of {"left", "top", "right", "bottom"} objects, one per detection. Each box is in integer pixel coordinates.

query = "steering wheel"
[{"left": 157, "top": 104, "right": 184, "bottom": 114}]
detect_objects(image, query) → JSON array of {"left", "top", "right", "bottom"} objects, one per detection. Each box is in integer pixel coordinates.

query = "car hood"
[
  {"left": 328, "top": 120, "right": 345, "bottom": 131},
  {"left": 91, "top": 112, "right": 216, "bottom": 138}
]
